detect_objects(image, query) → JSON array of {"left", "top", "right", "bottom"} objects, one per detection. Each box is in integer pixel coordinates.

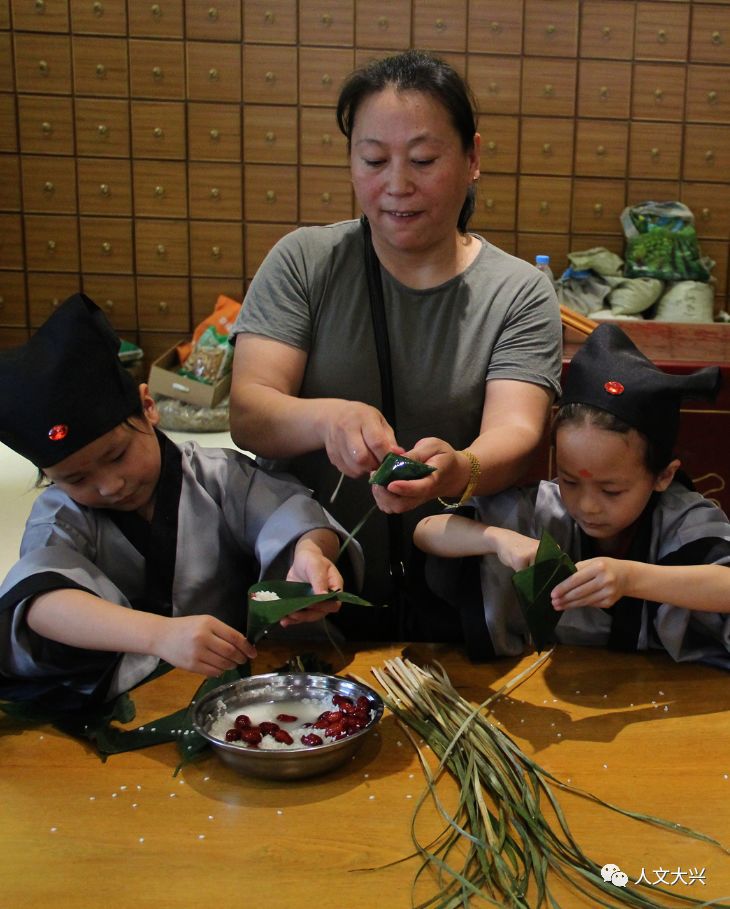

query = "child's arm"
[
  {"left": 279, "top": 528, "right": 345, "bottom": 626},
  {"left": 552, "top": 558, "right": 730, "bottom": 614},
  {"left": 414, "top": 514, "right": 540, "bottom": 572},
  {"left": 26, "top": 589, "right": 256, "bottom": 676}
]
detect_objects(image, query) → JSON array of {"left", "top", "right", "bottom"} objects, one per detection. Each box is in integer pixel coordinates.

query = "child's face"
[
  {"left": 43, "top": 387, "right": 161, "bottom": 520},
  {"left": 555, "top": 422, "right": 676, "bottom": 549}
]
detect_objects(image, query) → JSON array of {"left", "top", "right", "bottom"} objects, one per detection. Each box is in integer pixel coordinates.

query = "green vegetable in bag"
[{"left": 369, "top": 451, "right": 436, "bottom": 486}]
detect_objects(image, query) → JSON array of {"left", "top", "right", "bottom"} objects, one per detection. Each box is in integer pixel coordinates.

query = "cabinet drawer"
[
  {"left": 516, "top": 232, "right": 571, "bottom": 272},
  {"left": 629, "top": 121, "right": 682, "bottom": 179},
  {"left": 690, "top": 5, "right": 730, "bottom": 64},
  {"left": 0, "top": 270, "right": 26, "bottom": 326},
  {"left": 299, "top": 107, "right": 345, "bottom": 165},
  {"left": 188, "top": 162, "right": 242, "bottom": 220},
  {"left": 356, "top": 0, "right": 411, "bottom": 50},
  {"left": 571, "top": 178, "right": 625, "bottom": 234},
  {"left": 244, "top": 0, "right": 297, "bottom": 44},
  {"left": 191, "top": 277, "right": 243, "bottom": 325},
  {"left": 81, "top": 274, "right": 136, "bottom": 330},
  {"left": 578, "top": 60, "right": 632, "bottom": 119},
  {"left": 680, "top": 183, "right": 730, "bottom": 239},
  {"left": 11, "top": 0, "right": 68, "bottom": 31},
  {"left": 632, "top": 64, "right": 686, "bottom": 121},
  {"left": 0, "top": 155, "right": 20, "bottom": 210},
  {"left": 245, "top": 164, "right": 298, "bottom": 222},
  {"left": 136, "top": 276, "right": 189, "bottom": 330},
  {"left": 627, "top": 179, "right": 680, "bottom": 209},
  {"left": 24, "top": 214, "right": 78, "bottom": 271},
  {"left": 245, "top": 105, "right": 298, "bottom": 164},
  {"left": 128, "top": 0, "right": 183, "bottom": 38},
  {"left": 578, "top": 0, "right": 634, "bottom": 60},
  {"left": 78, "top": 157, "right": 131, "bottom": 215},
  {"left": 186, "top": 0, "right": 241, "bottom": 41},
  {"left": 79, "top": 217, "right": 133, "bottom": 273},
  {"left": 479, "top": 115, "right": 518, "bottom": 174},
  {"left": 243, "top": 45, "right": 297, "bottom": 104},
  {"left": 518, "top": 175, "right": 572, "bottom": 232},
  {"left": 187, "top": 103, "right": 241, "bottom": 161},
  {"left": 299, "top": 165, "right": 352, "bottom": 223},
  {"left": 132, "top": 160, "right": 186, "bottom": 217},
  {"left": 18, "top": 95, "right": 74, "bottom": 154},
  {"left": 72, "top": 36, "right": 128, "bottom": 97},
  {"left": 190, "top": 220, "right": 243, "bottom": 276},
  {"left": 299, "top": 46, "right": 353, "bottom": 106},
  {"left": 521, "top": 58, "right": 576, "bottom": 117},
  {"left": 683, "top": 125, "right": 730, "bottom": 182},
  {"left": 186, "top": 42, "right": 241, "bottom": 103},
  {"left": 245, "top": 222, "right": 295, "bottom": 277},
  {"left": 468, "top": 55, "right": 521, "bottom": 114},
  {"left": 22, "top": 155, "right": 77, "bottom": 213},
  {"left": 75, "top": 98, "right": 130, "bottom": 157},
  {"left": 14, "top": 33, "right": 71, "bottom": 94},
  {"left": 0, "top": 35, "right": 12, "bottom": 92},
  {"left": 135, "top": 219, "right": 189, "bottom": 274},
  {"left": 0, "top": 95, "right": 17, "bottom": 152},
  {"left": 129, "top": 39, "right": 185, "bottom": 100},
  {"left": 413, "top": 0, "right": 467, "bottom": 53},
  {"left": 520, "top": 117, "right": 574, "bottom": 175},
  {"left": 28, "top": 272, "right": 80, "bottom": 327},
  {"left": 471, "top": 174, "right": 517, "bottom": 231},
  {"left": 131, "top": 101, "right": 185, "bottom": 158},
  {"left": 467, "top": 0, "right": 523, "bottom": 55},
  {"left": 70, "top": 0, "right": 127, "bottom": 35},
  {"left": 523, "top": 0, "right": 578, "bottom": 57},
  {"left": 299, "top": 0, "right": 354, "bottom": 47},
  {"left": 575, "top": 120, "right": 629, "bottom": 178},
  {"left": 686, "top": 65, "right": 730, "bottom": 124},
  {"left": 635, "top": 2, "right": 689, "bottom": 61}
]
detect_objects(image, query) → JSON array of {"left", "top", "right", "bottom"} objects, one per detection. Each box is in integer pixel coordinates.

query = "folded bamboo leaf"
[
  {"left": 512, "top": 531, "right": 577, "bottom": 652},
  {"left": 369, "top": 451, "right": 436, "bottom": 486},
  {"left": 246, "top": 579, "right": 378, "bottom": 644}
]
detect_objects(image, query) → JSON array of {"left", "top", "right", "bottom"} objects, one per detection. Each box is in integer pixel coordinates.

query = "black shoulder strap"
[{"left": 362, "top": 215, "right": 397, "bottom": 428}]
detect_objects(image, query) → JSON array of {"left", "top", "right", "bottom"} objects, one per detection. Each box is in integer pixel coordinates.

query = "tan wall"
[{"left": 1, "top": 0, "right": 729, "bottom": 365}]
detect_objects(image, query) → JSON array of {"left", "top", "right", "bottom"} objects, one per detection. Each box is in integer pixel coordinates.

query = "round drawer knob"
[
  {"left": 208, "top": 6, "right": 218, "bottom": 20},
  {"left": 35, "top": 0, "right": 45, "bottom": 11},
  {"left": 593, "top": 202, "right": 603, "bottom": 215},
  {"left": 711, "top": 31, "right": 722, "bottom": 45},
  {"left": 378, "top": 16, "right": 388, "bottom": 29},
  {"left": 487, "top": 140, "right": 497, "bottom": 152},
  {"left": 543, "top": 84, "right": 554, "bottom": 97},
  {"left": 152, "top": 66, "right": 163, "bottom": 80},
  {"left": 96, "top": 63, "right": 106, "bottom": 77},
  {"left": 43, "top": 180, "right": 54, "bottom": 193},
  {"left": 156, "top": 244, "right": 166, "bottom": 255},
  {"left": 321, "top": 12, "right": 332, "bottom": 25},
  {"left": 654, "top": 88, "right": 664, "bottom": 100},
  {"left": 52, "top": 297, "right": 61, "bottom": 308},
  {"left": 596, "top": 145, "right": 606, "bottom": 156},
  {"left": 321, "top": 73, "right": 332, "bottom": 86},
  {"left": 99, "top": 183, "right": 110, "bottom": 195},
  {"left": 265, "top": 131, "right": 275, "bottom": 142},
  {"left": 264, "top": 11, "right": 275, "bottom": 24},
  {"left": 154, "top": 185, "right": 165, "bottom": 197},
  {"left": 104, "top": 299, "right": 114, "bottom": 311},
  {"left": 97, "top": 124, "right": 108, "bottom": 136},
  {"left": 485, "top": 198, "right": 495, "bottom": 210},
  {"left": 211, "top": 245, "right": 222, "bottom": 258},
  {"left": 602, "top": 26, "right": 611, "bottom": 38},
  {"left": 265, "top": 71, "right": 275, "bottom": 83},
  {"left": 321, "top": 132, "right": 332, "bottom": 145},
  {"left": 208, "top": 68, "right": 219, "bottom": 81},
  {"left": 321, "top": 192, "right": 331, "bottom": 203},
  {"left": 657, "top": 28, "right": 667, "bottom": 43},
  {"left": 209, "top": 128, "right": 220, "bottom": 140},
  {"left": 539, "top": 200, "right": 550, "bottom": 213},
  {"left": 153, "top": 126, "right": 164, "bottom": 138},
  {"left": 542, "top": 142, "right": 552, "bottom": 155},
  {"left": 266, "top": 190, "right": 276, "bottom": 202},
  {"left": 708, "top": 90, "right": 717, "bottom": 103},
  {"left": 151, "top": 4, "right": 162, "bottom": 18},
  {"left": 101, "top": 241, "right": 112, "bottom": 254},
  {"left": 47, "top": 239, "right": 56, "bottom": 252},
  {"left": 39, "top": 59, "right": 48, "bottom": 75},
  {"left": 488, "top": 81, "right": 498, "bottom": 93},
  {"left": 490, "top": 21, "right": 501, "bottom": 32},
  {"left": 158, "top": 300, "right": 168, "bottom": 313},
  {"left": 650, "top": 147, "right": 660, "bottom": 159},
  {"left": 546, "top": 24, "right": 556, "bottom": 35},
  {"left": 93, "top": 1, "right": 104, "bottom": 15},
  {"left": 41, "top": 121, "right": 52, "bottom": 134},
  {"left": 599, "top": 85, "right": 609, "bottom": 99},
  {"left": 701, "top": 208, "right": 711, "bottom": 220},
  {"left": 435, "top": 18, "right": 445, "bottom": 31},
  {"left": 705, "top": 149, "right": 715, "bottom": 162},
  {"left": 210, "top": 187, "right": 220, "bottom": 199}
]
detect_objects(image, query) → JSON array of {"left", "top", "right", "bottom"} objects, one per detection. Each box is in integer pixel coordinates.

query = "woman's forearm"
[{"left": 626, "top": 561, "right": 730, "bottom": 613}]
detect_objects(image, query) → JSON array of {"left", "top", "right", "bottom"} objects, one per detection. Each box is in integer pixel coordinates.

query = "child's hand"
[
  {"left": 492, "top": 529, "right": 540, "bottom": 571},
  {"left": 157, "top": 615, "right": 256, "bottom": 676},
  {"left": 282, "top": 533, "right": 344, "bottom": 626},
  {"left": 551, "top": 557, "right": 632, "bottom": 611}
]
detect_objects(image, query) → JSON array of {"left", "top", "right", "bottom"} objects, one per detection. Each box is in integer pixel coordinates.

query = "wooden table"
[{"left": 2, "top": 643, "right": 729, "bottom": 908}]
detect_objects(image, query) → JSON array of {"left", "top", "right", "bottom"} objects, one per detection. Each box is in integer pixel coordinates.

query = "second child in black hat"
[
  {"left": 0, "top": 294, "right": 363, "bottom": 709},
  {"left": 414, "top": 323, "right": 730, "bottom": 667}
]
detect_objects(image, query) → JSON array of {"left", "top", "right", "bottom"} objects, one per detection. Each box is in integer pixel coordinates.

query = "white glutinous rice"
[{"left": 250, "top": 590, "right": 280, "bottom": 601}]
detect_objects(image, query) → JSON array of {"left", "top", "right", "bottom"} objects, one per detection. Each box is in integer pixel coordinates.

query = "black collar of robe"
[{"left": 105, "top": 428, "right": 182, "bottom": 617}]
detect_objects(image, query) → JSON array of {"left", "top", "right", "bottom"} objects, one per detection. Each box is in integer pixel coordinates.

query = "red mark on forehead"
[{"left": 578, "top": 468, "right": 593, "bottom": 478}]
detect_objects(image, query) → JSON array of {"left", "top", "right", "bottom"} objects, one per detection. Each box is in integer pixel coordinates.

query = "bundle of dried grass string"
[{"left": 370, "top": 654, "right": 729, "bottom": 909}]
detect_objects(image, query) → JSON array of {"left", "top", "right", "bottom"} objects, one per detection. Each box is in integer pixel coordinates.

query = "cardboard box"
[{"left": 148, "top": 345, "right": 231, "bottom": 408}]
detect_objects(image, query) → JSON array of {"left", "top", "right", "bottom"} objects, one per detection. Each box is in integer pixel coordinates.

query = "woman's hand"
[
  {"left": 551, "top": 558, "right": 633, "bottom": 611},
  {"left": 490, "top": 529, "right": 540, "bottom": 572},
  {"left": 370, "top": 438, "right": 470, "bottom": 514},
  {"left": 281, "top": 533, "right": 345, "bottom": 625},
  {"left": 321, "top": 400, "right": 400, "bottom": 478},
  {"left": 157, "top": 615, "right": 256, "bottom": 676}
]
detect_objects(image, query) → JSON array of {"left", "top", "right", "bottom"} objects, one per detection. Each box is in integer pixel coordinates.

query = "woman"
[{"left": 229, "top": 50, "right": 562, "bottom": 641}]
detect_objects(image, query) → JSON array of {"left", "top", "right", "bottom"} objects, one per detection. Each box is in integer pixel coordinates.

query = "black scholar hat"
[
  {"left": 560, "top": 322, "right": 721, "bottom": 464},
  {"left": 0, "top": 293, "right": 141, "bottom": 468}
]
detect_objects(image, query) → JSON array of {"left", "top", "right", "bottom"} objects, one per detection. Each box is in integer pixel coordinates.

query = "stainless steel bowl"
[{"left": 191, "top": 672, "right": 384, "bottom": 780}]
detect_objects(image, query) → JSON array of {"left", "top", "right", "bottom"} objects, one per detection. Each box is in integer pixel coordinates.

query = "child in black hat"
[
  {"left": 415, "top": 322, "right": 730, "bottom": 667},
  {"left": 0, "top": 294, "right": 362, "bottom": 708}
]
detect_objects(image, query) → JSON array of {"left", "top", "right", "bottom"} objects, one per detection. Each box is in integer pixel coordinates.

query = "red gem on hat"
[
  {"left": 604, "top": 380, "right": 624, "bottom": 396},
  {"left": 48, "top": 424, "right": 69, "bottom": 441}
]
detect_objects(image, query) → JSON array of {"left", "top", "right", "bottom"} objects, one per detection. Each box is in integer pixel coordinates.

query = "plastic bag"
[
  {"left": 653, "top": 281, "right": 715, "bottom": 323},
  {"left": 607, "top": 276, "right": 664, "bottom": 316},
  {"left": 621, "top": 201, "right": 712, "bottom": 282}
]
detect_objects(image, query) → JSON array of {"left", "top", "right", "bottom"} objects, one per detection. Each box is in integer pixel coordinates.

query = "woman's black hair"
[
  {"left": 336, "top": 49, "right": 479, "bottom": 234},
  {"left": 552, "top": 403, "right": 670, "bottom": 475}
]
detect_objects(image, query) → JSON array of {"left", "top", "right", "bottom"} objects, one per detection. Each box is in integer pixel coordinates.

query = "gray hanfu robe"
[
  {"left": 457, "top": 480, "right": 730, "bottom": 668},
  {"left": 0, "top": 432, "right": 362, "bottom": 707}
]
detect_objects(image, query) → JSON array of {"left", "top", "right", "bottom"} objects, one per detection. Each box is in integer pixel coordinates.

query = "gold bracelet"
[{"left": 437, "top": 449, "right": 481, "bottom": 509}]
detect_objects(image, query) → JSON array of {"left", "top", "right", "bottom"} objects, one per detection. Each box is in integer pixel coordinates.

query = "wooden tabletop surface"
[{"left": 2, "top": 642, "right": 729, "bottom": 909}]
